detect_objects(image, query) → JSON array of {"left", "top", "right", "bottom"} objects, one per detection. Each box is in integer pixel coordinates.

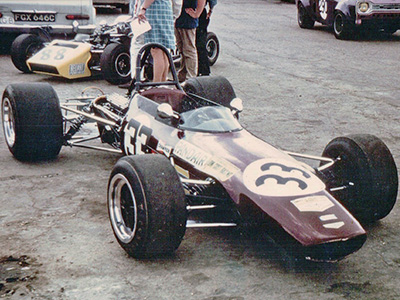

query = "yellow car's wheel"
[{"left": 100, "top": 43, "right": 131, "bottom": 85}]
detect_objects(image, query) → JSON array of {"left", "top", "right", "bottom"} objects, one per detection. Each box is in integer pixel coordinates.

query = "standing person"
[
  {"left": 195, "top": 0, "right": 216, "bottom": 76},
  {"left": 133, "top": 0, "right": 176, "bottom": 82},
  {"left": 175, "top": 0, "right": 206, "bottom": 82}
]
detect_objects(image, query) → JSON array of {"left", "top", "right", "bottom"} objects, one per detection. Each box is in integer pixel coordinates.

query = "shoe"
[{"left": 118, "top": 82, "right": 131, "bottom": 89}]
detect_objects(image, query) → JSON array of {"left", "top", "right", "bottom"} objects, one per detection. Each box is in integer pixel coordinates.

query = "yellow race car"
[{"left": 11, "top": 16, "right": 132, "bottom": 85}]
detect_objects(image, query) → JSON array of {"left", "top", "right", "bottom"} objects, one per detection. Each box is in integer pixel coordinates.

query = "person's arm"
[
  {"left": 207, "top": 0, "right": 217, "bottom": 18},
  {"left": 137, "top": 0, "right": 155, "bottom": 20},
  {"left": 186, "top": 0, "right": 206, "bottom": 19},
  {"left": 171, "top": 0, "right": 183, "bottom": 20}
]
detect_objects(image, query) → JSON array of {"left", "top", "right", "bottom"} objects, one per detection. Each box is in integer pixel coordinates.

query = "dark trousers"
[{"left": 196, "top": 9, "right": 210, "bottom": 76}]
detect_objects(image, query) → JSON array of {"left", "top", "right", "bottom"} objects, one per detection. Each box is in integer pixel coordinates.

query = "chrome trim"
[
  {"left": 284, "top": 150, "right": 335, "bottom": 171},
  {"left": 60, "top": 104, "right": 118, "bottom": 127},
  {"left": 180, "top": 178, "right": 212, "bottom": 185},
  {"left": 66, "top": 141, "right": 123, "bottom": 154},
  {"left": 186, "top": 220, "right": 237, "bottom": 228},
  {"left": 186, "top": 205, "right": 216, "bottom": 211}
]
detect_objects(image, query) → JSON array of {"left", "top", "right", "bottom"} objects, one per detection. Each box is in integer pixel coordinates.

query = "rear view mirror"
[{"left": 157, "top": 103, "right": 174, "bottom": 119}]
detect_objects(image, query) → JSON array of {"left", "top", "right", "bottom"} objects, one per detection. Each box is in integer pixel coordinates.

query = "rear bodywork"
[{"left": 0, "top": 0, "right": 96, "bottom": 35}]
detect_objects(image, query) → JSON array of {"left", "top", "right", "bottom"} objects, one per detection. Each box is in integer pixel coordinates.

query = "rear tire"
[
  {"left": 297, "top": 3, "right": 315, "bottom": 29},
  {"left": 1, "top": 83, "right": 63, "bottom": 161},
  {"left": 100, "top": 43, "right": 131, "bottom": 85},
  {"left": 206, "top": 32, "right": 220, "bottom": 66},
  {"left": 321, "top": 134, "right": 398, "bottom": 224},
  {"left": 108, "top": 155, "right": 187, "bottom": 258},
  {"left": 183, "top": 75, "right": 236, "bottom": 107},
  {"left": 11, "top": 34, "right": 44, "bottom": 73}
]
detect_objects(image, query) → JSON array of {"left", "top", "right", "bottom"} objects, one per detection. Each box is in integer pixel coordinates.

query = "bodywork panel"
[{"left": 27, "top": 40, "right": 92, "bottom": 79}]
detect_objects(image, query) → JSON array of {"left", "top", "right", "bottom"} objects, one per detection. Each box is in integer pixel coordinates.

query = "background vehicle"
[
  {"left": 296, "top": 0, "right": 400, "bottom": 39},
  {"left": 0, "top": 0, "right": 96, "bottom": 48},
  {"left": 93, "top": 0, "right": 130, "bottom": 14},
  {"left": 10, "top": 15, "right": 220, "bottom": 85},
  {"left": 11, "top": 16, "right": 133, "bottom": 84},
  {"left": 1, "top": 43, "right": 397, "bottom": 262}
]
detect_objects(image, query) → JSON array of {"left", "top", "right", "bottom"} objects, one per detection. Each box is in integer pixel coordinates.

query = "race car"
[
  {"left": 1, "top": 43, "right": 397, "bottom": 262},
  {"left": 296, "top": 0, "right": 400, "bottom": 39},
  {"left": 10, "top": 16, "right": 220, "bottom": 85}
]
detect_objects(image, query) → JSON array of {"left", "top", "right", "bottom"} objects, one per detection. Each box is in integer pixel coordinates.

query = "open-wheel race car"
[
  {"left": 1, "top": 43, "right": 398, "bottom": 262},
  {"left": 10, "top": 16, "right": 220, "bottom": 85}
]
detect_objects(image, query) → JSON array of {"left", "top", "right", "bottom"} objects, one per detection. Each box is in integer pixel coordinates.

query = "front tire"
[
  {"left": 333, "top": 12, "right": 353, "bottom": 40},
  {"left": 297, "top": 3, "right": 315, "bottom": 29},
  {"left": 11, "top": 34, "right": 44, "bottom": 73},
  {"left": 1, "top": 83, "right": 63, "bottom": 161},
  {"left": 206, "top": 32, "right": 220, "bottom": 66},
  {"left": 108, "top": 155, "right": 187, "bottom": 258},
  {"left": 321, "top": 134, "right": 398, "bottom": 224},
  {"left": 100, "top": 43, "right": 131, "bottom": 85}
]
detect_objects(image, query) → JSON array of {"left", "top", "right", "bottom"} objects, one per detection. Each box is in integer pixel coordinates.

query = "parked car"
[
  {"left": 93, "top": 0, "right": 130, "bottom": 13},
  {"left": 296, "top": 0, "right": 400, "bottom": 39},
  {"left": 1, "top": 43, "right": 397, "bottom": 262},
  {"left": 10, "top": 15, "right": 220, "bottom": 85},
  {"left": 0, "top": 0, "right": 96, "bottom": 39}
]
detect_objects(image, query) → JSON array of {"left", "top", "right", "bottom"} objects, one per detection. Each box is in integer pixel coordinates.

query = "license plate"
[
  {"left": 14, "top": 13, "right": 56, "bottom": 23},
  {"left": 69, "top": 63, "right": 85, "bottom": 76}
]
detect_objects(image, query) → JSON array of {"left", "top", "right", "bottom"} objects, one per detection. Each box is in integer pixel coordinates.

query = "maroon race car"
[{"left": 1, "top": 43, "right": 398, "bottom": 261}]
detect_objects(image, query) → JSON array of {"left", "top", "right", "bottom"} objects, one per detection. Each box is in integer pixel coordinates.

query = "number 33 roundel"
[{"left": 242, "top": 158, "right": 325, "bottom": 197}]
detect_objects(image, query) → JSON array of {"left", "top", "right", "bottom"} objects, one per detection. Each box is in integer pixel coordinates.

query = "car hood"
[{"left": 176, "top": 129, "right": 366, "bottom": 247}]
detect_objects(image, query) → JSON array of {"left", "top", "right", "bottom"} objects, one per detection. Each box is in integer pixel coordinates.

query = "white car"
[
  {"left": 93, "top": 0, "right": 130, "bottom": 13},
  {"left": 0, "top": 0, "right": 96, "bottom": 36}
]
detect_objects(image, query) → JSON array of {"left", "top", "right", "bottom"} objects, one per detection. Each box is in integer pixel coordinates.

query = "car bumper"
[
  {"left": 356, "top": 2, "right": 400, "bottom": 26},
  {"left": 0, "top": 24, "right": 96, "bottom": 35}
]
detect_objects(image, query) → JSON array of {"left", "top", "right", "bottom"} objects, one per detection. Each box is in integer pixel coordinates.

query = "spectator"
[
  {"left": 175, "top": 0, "right": 206, "bottom": 82},
  {"left": 131, "top": 0, "right": 176, "bottom": 82},
  {"left": 196, "top": 0, "right": 216, "bottom": 76}
]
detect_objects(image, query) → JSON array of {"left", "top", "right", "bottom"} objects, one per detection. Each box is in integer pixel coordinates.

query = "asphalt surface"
[{"left": 1, "top": 0, "right": 400, "bottom": 299}]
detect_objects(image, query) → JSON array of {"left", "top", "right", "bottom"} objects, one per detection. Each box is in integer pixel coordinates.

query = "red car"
[{"left": 1, "top": 43, "right": 397, "bottom": 261}]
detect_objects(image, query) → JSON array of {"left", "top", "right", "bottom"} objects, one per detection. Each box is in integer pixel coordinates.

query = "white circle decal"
[{"left": 243, "top": 158, "right": 325, "bottom": 197}]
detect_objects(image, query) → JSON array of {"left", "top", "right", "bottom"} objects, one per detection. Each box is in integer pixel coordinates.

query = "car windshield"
[{"left": 179, "top": 106, "right": 241, "bottom": 132}]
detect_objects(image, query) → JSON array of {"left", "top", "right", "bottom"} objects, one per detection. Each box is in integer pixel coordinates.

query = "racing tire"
[
  {"left": 183, "top": 75, "right": 236, "bottom": 107},
  {"left": 333, "top": 12, "right": 353, "bottom": 40},
  {"left": 100, "top": 43, "right": 131, "bottom": 85},
  {"left": 107, "top": 155, "right": 187, "bottom": 258},
  {"left": 321, "top": 134, "right": 398, "bottom": 224},
  {"left": 297, "top": 3, "right": 315, "bottom": 29},
  {"left": 11, "top": 34, "right": 44, "bottom": 73},
  {"left": 1, "top": 83, "right": 63, "bottom": 161},
  {"left": 206, "top": 32, "right": 220, "bottom": 66}
]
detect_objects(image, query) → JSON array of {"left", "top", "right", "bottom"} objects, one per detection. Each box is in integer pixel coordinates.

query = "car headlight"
[{"left": 358, "top": 2, "right": 370, "bottom": 13}]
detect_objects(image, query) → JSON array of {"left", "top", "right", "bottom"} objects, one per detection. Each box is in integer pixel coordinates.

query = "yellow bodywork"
[{"left": 27, "top": 40, "right": 92, "bottom": 79}]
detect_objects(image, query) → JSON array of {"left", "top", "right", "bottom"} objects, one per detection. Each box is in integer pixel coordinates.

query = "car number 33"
[{"left": 123, "top": 116, "right": 153, "bottom": 155}]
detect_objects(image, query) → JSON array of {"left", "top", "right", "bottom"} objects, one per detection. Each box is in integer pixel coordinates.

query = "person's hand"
[
  {"left": 138, "top": 8, "right": 147, "bottom": 22},
  {"left": 185, "top": 8, "right": 197, "bottom": 18}
]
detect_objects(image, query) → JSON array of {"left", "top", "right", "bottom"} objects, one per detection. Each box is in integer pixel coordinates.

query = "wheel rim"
[
  {"left": 115, "top": 53, "right": 131, "bottom": 78},
  {"left": 206, "top": 39, "right": 217, "bottom": 61},
  {"left": 2, "top": 97, "right": 16, "bottom": 148},
  {"left": 334, "top": 14, "right": 344, "bottom": 35},
  {"left": 108, "top": 174, "right": 137, "bottom": 243}
]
